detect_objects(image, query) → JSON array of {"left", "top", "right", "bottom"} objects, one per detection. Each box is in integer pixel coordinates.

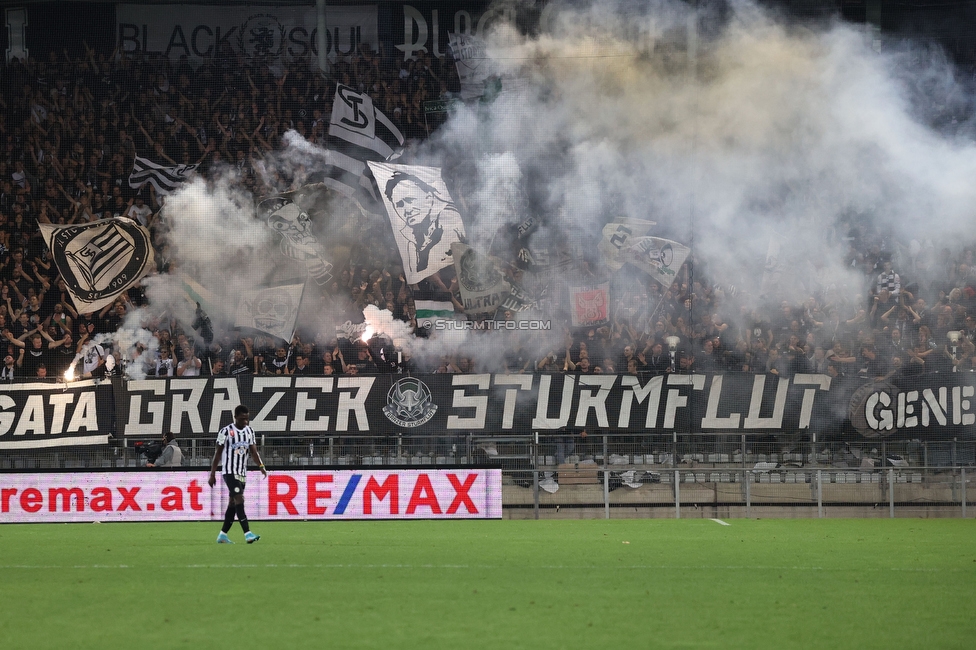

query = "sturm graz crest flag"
[
  {"left": 39, "top": 219, "right": 155, "bottom": 313},
  {"left": 329, "top": 85, "right": 404, "bottom": 160}
]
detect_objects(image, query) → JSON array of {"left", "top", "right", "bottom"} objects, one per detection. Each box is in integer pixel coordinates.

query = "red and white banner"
[
  {"left": 0, "top": 469, "right": 502, "bottom": 523},
  {"left": 569, "top": 282, "right": 610, "bottom": 327}
]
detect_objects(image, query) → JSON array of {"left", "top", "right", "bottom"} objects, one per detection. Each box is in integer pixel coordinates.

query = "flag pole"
[{"left": 316, "top": 0, "right": 329, "bottom": 75}]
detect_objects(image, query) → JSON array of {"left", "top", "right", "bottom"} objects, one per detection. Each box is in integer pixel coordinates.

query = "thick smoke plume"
[
  {"left": 446, "top": 1, "right": 976, "bottom": 297},
  {"left": 132, "top": 0, "right": 976, "bottom": 370}
]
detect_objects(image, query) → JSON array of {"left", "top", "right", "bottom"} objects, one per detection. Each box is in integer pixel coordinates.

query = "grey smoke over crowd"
[
  {"left": 448, "top": 0, "right": 976, "bottom": 294},
  {"left": 122, "top": 0, "right": 976, "bottom": 369},
  {"left": 115, "top": 176, "right": 276, "bottom": 373},
  {"left": 149, "top": 176, "right": 274, "bottom": 317}
]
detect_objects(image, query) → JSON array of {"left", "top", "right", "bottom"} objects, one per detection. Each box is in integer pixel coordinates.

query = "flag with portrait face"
[
  {"left": 452, "top": 242, "right": 509, "bottom": 317},
  {"left": 368, "top": 162, "right": 466, "bottom": 285}
]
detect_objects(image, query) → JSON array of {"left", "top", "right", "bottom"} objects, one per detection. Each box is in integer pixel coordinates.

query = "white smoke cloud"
[
  {"left": 127, "top": 0, "right": 976, "bottom": 372},
  {"left": 429, "top": 1, "right": 976, "bottom": 317},
  {"left": 149, "top": 175, "right": 274, "bottom": 322}
]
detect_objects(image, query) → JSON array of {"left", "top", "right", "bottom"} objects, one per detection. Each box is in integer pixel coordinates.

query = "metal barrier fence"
[
  {"left": 504, "top": 467, "right": 971, "bottom": 520},
  {"left": 3, "top": 433, "right": 972, "bottom": 469},
  {"left": 1, "top": 434, "right": 972, "bottom": 519}
]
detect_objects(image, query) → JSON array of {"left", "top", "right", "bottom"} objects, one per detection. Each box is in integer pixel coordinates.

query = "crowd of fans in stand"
[{"left": 1, "top": 45, "right": 975, "bottom": 382}]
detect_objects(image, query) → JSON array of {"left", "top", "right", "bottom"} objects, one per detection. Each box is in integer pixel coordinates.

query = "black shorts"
[{"left": 223, "top": 474, "right": 247, "bottom": 495}]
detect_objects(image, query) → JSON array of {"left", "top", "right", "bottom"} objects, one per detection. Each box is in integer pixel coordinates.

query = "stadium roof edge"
[{"left": 0, "top": 0, "right": 461, "bottom": 5}]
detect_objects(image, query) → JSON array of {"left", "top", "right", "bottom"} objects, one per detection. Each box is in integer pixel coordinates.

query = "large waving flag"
[
  {"left": 279, "top": 131, "right": 382, "bottom": 215},
  {"left": 39, "top": 219, "right": 155, "bottom": 313},
  {"left": 235, "top": 281, "right": 305, "bottom": 342},
  {"left": 368, "top": 162, "right": 466, "bottom": 285},
  {"left": 257, "top": 195, "right": 335, "bottom": 286},
  {"left": 497, "top": 283, "right": 537, "bottom": 314},
  {"left": 448, "top": 32, "right": 495, "bottom": 101},
  {"left": 128, "top": 156, "right": 197, "bottom": 193},
  {"left": 448, "top": 32, "right": 530, "bottom": 104},
  {"left": 180, "top": 273, "right": 215, "bottom": 313},
  {"left": 452, "top": 242, "right": 510, "bottom": 317},
  {"left": 761, "top": 231, "right": 806, "bottom": 299},
  {"left": 620, "top": 237, "right": 690, "bottom": 288},
  {"left": 329, "top": 85, "right": 404, "bottom": 160},
  {"left": 598, "top": 218, "right": 656, "bottom": 272},
  {"left": 305, "top": 148, "right": 382, "bottom": 213}
]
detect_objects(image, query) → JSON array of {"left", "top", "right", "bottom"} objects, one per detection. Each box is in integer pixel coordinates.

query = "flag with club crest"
[
  {"left": 329, "top": 84, "right": 405, "bottom": 160},
  {"left": 39, "top": 219, "right": 155, "bottom": 313}
]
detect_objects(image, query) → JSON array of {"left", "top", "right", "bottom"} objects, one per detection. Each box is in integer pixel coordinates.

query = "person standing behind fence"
[
  {"left": 208, "top": 405, "right": 267, "bottom": 544},
  {"left": 176, "top": 346, "right": 202, "bottom": 376},
  {"left": 148, "top": 432, "right": 183, "bottom": 468},
  {"left": 1, "top": 351, "right": 23, "bottom": 381}
]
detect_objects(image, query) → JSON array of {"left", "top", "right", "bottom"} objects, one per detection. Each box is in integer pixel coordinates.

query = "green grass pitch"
[{"left": 1, "top": 519, "right": 973, "bottom": 649}]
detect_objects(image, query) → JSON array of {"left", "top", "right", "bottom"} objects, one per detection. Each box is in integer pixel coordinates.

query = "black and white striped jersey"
[
  {"left": 216, "top": 424, "right": 256, "bottom": 477},
  {"left": 876, "top": 270, "right": 901, "bottom": 296}
]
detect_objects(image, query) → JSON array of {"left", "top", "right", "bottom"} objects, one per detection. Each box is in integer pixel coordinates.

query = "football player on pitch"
[{"left": 209, "top": 405, "right": 267, "bottom": 543}]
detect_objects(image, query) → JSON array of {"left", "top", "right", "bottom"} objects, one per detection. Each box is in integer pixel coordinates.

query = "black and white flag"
[
  {"left": 306, "top": 148, "right": 382, "bottom": 213},
  {"left": 368, "top": 162, "right": 466, "bottom": 285},
  {"left": 279, "top": 131, "right": 381, "bottom": 215},
  {"left": 329, "top": 85, "right": 404, "bottom": 160},
  {"left": 257, "top": 195, "right": 334, "bottom": 286},
  {"left": 620, "top": 236, "right": 690, "bottom": 289},
  {"left": 598, "top": 218, "right": 656, "bottom": 272},
  {"left": 452, "top": 242, "right": 509, "bottom": 317},
  {"left": 235, "top": 281, "right": 305, "bottom": 342},
  {"left": 448, "top": 32, "right": 496, "bottom": 101},
  {"left": 39, "top": 219, "right": 156, "bottom": 313},
  {"left": 128, "top": 156, "right": 198, "bottom": 193},
  {"left": 760, "top": 232, "right": 805, "bottom": 299},
  {"left": 498, "top": 283, "right": 537, "bottom": 314}
]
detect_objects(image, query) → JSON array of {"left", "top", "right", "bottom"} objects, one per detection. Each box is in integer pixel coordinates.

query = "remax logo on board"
[
  {"left": 0, "top": 470, "right": 502, "bottom": 523},
  {"left": 267, "top": 472, "right": 484, "bottom": 518}
]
